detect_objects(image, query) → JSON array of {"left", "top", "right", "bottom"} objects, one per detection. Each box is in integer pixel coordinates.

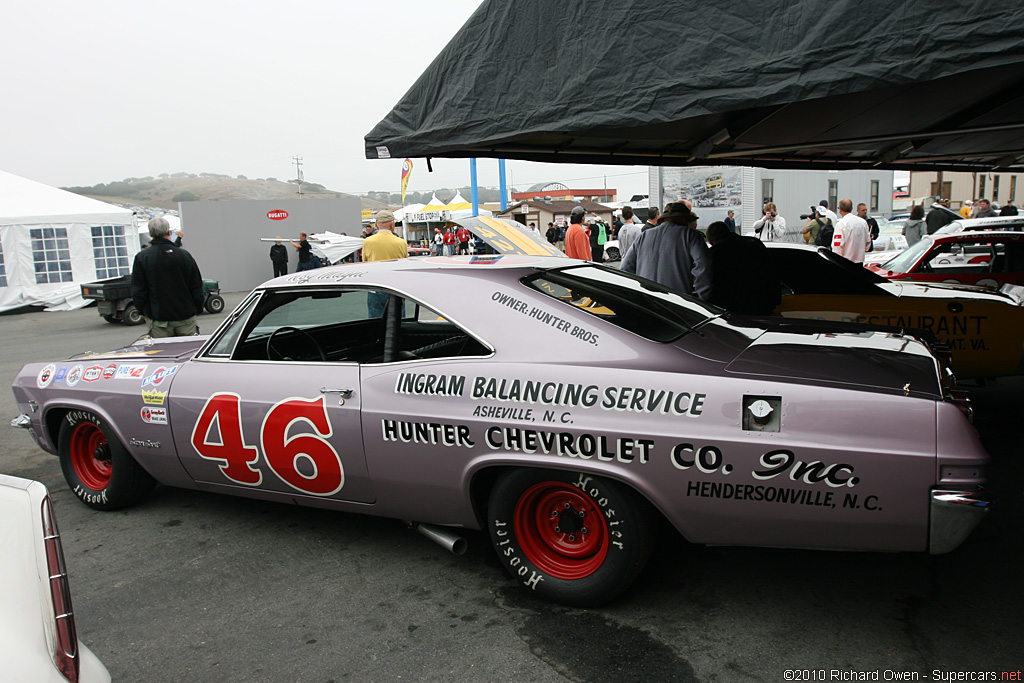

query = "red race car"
[{"left": 867, "top": 230, "right": 1024, "bottom": 289}]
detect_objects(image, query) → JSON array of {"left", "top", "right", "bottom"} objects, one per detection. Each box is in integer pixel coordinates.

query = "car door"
[{"left": 168, "top": 288, "right": 378, "bottom": 504}]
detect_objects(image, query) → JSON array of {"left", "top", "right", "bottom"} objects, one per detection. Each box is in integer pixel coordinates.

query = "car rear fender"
[
  {"left": 466, "top": 457, "right": 672, "bottom": 537},
  {"left": 36, "top": 400, "right": 197, "bottom": 490}
]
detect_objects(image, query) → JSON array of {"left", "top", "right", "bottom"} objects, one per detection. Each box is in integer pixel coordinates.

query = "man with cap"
[
  {"left": 362, "top": 209, "right": 408, "bottom": 317},
  {"left": 819, "top": 200, "right": 838, "bottom": 224},
  {"left": 620, "top": 202, "right": 712, "bottom": 300},
  {"left": 564, "top": 206, "right": 592, "bottom": 260},
  {"left": 363, "top": 210, "right": 407, "bottom": 262},
  {"left": 588, "top": 213, "right": 610, "bottom": 262}
]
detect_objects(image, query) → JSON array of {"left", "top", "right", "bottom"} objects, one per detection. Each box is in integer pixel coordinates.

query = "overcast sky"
[{"left": 0, "top": 0, "right": 653, "bottom": 199}]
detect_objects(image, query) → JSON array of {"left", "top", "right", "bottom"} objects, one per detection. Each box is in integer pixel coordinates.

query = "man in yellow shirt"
[
  {"left": 362, "top": 210, "right": 408, "bottom": 317},
  {"left": 362, "top": 210, "right": 408, "bottom": 261}
]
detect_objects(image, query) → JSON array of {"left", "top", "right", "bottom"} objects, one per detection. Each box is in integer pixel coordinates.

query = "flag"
[{"left": 401, "top": 159, "right": 413, "bottom": 204}]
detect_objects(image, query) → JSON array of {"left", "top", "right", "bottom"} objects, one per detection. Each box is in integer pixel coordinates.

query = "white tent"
[
  {"left": 392, "top": 203, "right": 425, "bottom": 223},
  {"left": 0, "top": 171, "right": 137, "bottom": 312},
  {"left": 444, "top": 192, "right": 492, "bottom": 219}
]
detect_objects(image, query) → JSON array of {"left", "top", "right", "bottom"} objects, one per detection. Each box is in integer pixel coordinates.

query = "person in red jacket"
[
  {"left": 456, "top": 226, "right": 471, "bottom": 254},
  {"left": 564, "top": 206, "right": 592, "bottom": 261},
  {"left": 442, "top": 227, "right": 457, "bottom": 256}
]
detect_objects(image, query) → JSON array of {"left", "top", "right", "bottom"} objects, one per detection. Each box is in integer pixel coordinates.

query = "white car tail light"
[{"left": 41, "top": 496, "right": 79, "bottom": 682}]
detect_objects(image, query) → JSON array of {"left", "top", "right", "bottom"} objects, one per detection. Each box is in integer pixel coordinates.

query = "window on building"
[
  {"left": 762, "top": 178, "right": 774, "bottom": 205},
  {"left": 828, "top": 180, "right": 838, "bottom": 213},
  {"left": 91, "top": 225, "right": 131, "bottom": 279},
  {"left": 979, "top": 175, "right": 986, "bottom": 199},
  {"left": 870, "top": 180, "right": 879, "bottom": 212},
  {"left": 993, "top": 176, "right": 1001, "bottom": 201},
  {"left": 30, "top": 227, "right": 73, "bottom": 284},
  {"left": 1012, "top": 176, "right": 1018, "bottom": 202},
  {"left": 0, "top": 241, "right": 7, "bottom": 287}
]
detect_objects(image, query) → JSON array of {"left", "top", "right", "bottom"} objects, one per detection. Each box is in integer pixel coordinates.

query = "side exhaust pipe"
[{"left": 406, "top": 521, "right": 467, "bottom": 555}]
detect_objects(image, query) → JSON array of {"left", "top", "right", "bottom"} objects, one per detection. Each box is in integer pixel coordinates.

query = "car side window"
[
  {"left": 218, "top": 288, "right": 490, "bottom": 363},
  {"left": 230, "top": 289, "right": 385, "bottom": 362}
]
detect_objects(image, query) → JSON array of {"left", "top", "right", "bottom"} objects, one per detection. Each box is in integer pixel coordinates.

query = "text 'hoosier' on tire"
[
  {"left": 488, "top": 468, "right": 656, "bottom": 607},
  {"left": 58, "top": 410, "right": 156, "bottom": 511}
]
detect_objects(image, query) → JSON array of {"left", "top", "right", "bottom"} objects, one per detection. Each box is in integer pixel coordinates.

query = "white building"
[{"left": 649, "top": 166, "right": 894, "bottom": 240}]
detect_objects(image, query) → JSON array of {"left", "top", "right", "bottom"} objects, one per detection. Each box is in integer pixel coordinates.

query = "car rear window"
[
  {"left": 773, "top": 248, "right": 892, "bottom": 297},
  {"left": 521, "top": 264, "right": 719, "bottom": 343}
]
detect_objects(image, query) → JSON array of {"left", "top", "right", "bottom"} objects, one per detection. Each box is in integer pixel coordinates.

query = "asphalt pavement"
[{"left": 1, "top": 295, "right": 1021, "bottom": 682}]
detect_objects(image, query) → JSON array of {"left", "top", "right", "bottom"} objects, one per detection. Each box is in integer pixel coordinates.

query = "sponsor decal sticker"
[
  {"left": 65, "top": 365, "right": 84, "bottom": 387},
  {"left": 142, "top": 388, "right": 167, "bottom": 405},
  {"left": 102, "top": 364, "right": 118, "bottom": 380},
  {"left": 267, "top": 210, "right": 289, "bottom": 220},
  {"left": 141, "top": 406, "right": 168, "bottom": 424},
  {"left": 130, "top": 438, "right": 161, "bottom": 449},
  {"left": 37, "top": 364, "right": 57, "bottom": 388},
  {"left": 83, "top": 366, "right": 104, "bottom": 382},
  {"left": 141, "top": 366, "right": 178, "bottom": 387},
  {"left": 116, "top": 364, "right": 148, "bottom": 379},
  {"left": 54, "top": 366, "right": 68, "bottom": 383}
]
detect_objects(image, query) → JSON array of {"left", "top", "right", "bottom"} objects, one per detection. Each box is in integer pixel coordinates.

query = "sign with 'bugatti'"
[{"left": 267, "top": 210, "right": 289, "bottom": 220}]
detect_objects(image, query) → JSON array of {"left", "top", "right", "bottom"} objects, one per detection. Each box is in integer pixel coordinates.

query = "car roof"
[
  {"left": 259, "top": 254, "right": 574, "bottom": 288},
  {"left": 943, "top": 216, "right": 1024, "bottom": 231},
  {"left": 930, "top": 230, "right": 1024, "bottom": 242}
]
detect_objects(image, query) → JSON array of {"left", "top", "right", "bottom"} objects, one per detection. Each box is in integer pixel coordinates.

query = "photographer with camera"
[
  {"left": 800, "top": 205, "right": 834, "bottom": 249},
  {"left": 752, "top": 202, "right": 786, "bottom": 242}
]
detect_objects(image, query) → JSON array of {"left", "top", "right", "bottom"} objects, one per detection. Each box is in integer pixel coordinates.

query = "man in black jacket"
[
  {"left": 706, "top": 221, "right": 780, "bottom": 315},
  {"left": 270, "top": 238, "right": 288, "bottom": 277},
  {"left": 131, "top": 217, "right": 205, "bottom": 338},
  {"left": 926, "top": 199, "right": 956, "bottom": 234}
]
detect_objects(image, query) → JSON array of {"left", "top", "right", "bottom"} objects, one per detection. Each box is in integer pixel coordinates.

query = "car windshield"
[
  {"left": 882, "top": 236, "right": 934, "bottom": 272},
  {"left": 522, "top": 264, "right": 720, "bottom": 343}
]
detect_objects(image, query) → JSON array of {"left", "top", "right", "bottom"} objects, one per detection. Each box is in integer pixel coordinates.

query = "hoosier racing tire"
[
  {"left": 488, "top": 469, "right": 655, "bottom": 607},
  {"left": 58, "top": 410, "right": 156, "bottom": 511}
]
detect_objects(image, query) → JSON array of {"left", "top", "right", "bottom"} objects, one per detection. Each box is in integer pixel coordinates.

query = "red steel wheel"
[
  {"left": 68, "top": 421, "right": 113, "bottom": 490},
  {"left": 489, "top": 468, "right": 655, "bottom": 607},
  {"left": 514, "top": 481, "right": 609, "bottom": 580},
  {"left": 58, "top": 410, "right": 156, "bottom": 511}
]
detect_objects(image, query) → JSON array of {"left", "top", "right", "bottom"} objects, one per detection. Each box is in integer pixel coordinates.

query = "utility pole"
[{"left": 293, "top": 155, "right": 304, "bottom": 199}]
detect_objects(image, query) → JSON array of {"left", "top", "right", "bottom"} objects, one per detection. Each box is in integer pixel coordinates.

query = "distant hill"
[{"left": 62, "top": 173, "right": 389, "bottom": 212}]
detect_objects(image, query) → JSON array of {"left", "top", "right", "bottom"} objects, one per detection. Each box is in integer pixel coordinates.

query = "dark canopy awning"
[{"left": 366, "top": 0, "right": 1024, "bottom": 172}]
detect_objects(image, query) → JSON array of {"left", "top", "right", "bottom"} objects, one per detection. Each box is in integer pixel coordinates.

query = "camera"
[{"left": 799, "top": 205, "right": 817, "bottom": 220}]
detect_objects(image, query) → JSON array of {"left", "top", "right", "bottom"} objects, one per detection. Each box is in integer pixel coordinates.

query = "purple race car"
[{"left": 11, "top": 255, "right": 993, "bottom": 606}]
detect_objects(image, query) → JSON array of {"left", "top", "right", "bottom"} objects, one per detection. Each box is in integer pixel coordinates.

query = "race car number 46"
[{"left": 191, "top": 393, "right": 344, "bottom": 496}]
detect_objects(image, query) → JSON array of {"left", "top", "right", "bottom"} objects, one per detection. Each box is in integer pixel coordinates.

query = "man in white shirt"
[{"left": 832, "top": 198, "right": 871, "bottom": 263}]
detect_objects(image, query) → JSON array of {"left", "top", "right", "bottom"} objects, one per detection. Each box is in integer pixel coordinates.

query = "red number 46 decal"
[{"left": 191, "top": 393, "right": 344, "bottom": 496}]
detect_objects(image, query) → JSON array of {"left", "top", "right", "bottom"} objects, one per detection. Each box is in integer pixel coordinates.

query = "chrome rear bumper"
[
  {"left": 929, "top": 488, "right": 995, "bottom": 554},
  {"left": 11, "top": 413, "right": 32, "bottom": 429}
]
